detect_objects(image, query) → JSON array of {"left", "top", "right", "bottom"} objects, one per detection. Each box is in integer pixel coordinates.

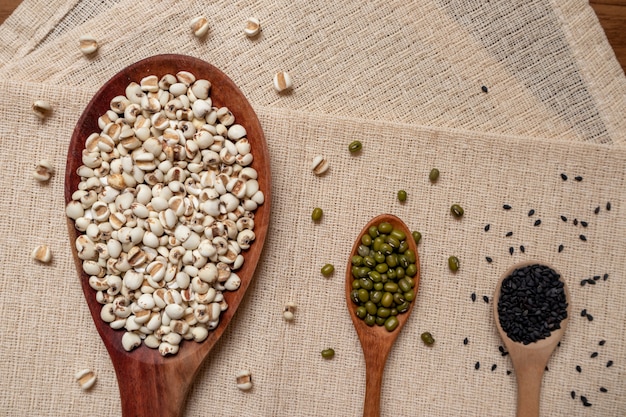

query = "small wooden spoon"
[
  {"left": 345, "top": 214, "right": 421, "bottom": 417},
  {"left": 493, "top": 261, "right": 571, "bottom": 417},
  {"left": 65, "top": 55, "right": 271, "bottom": 417}
]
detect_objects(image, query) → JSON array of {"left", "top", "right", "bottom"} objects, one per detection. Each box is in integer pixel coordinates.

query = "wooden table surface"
[{"left": 1, "top": 0, "right": 625, "bottom": 73}]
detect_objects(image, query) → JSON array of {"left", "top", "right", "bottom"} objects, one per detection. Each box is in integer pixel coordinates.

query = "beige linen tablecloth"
[{"left": 0, "top": 0, "right": 624, "bottom": 416}]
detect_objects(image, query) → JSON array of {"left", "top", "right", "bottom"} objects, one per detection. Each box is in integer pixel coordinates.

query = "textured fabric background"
[
  {"left": 0, "top": 0, "right": 625, "bottom": 416},
  {"left": 1, "top": 0, "right": 625, "bottom": 144}
]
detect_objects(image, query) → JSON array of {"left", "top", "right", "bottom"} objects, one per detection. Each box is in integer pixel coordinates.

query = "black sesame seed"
[
  {"left": 483, "top": 295, "right": 489, "bottom": 303},
  {"left": 528, "top": 209, "right": 535, "bottom": 217},
  {"left": 558, "top": 342, "right": 561, "bottom": 347},
  {"left": 594, "top": 206, "right": 600, "bottom": 214},
  {"left": 486, "top": 256, "right": 493, "bottom": 263},
  {"left": 503, "top": 204, "right": 512, "bottom": 210},
  {"left": 593, "top": 275, "right": 601, "bottom": 281},
  {"left": 573, "top": 218, "right": 579, "bottom": 226},
  {"left": 576, "top": 365, "right": 582, "bottom": 373},
  {"left": 520, "top": 245, "right": 525, "bottom": 253},
  {"left": 587, "top": 314, "right": 594, "bottom": 321},
  {"left": 484, "top": 224, "right": 490, "bottom": 232},
  {"left": 599, "top": 340, "right": 606, "bottom": 346},
  {"left": 471, "top": 292, "right": 476, "bottom": 302},
  {"left": 561, "top": 215, "right": 568, "bottom": 222},
  {"left": 580, "top": 279, "right": 587, "bottom": 286},
  {"left": 481, "top": 85, "right": 488, "bottom": 93},
  {"left": 534, "top": 219, "right": 541, "bottom": 226},
  {"left": 591, "top": 352, "right": 598, "bottom": 358},
  {"left": 581, "top": 309, "right": 587, "bottom": 317},
  {"left": 475, "top": 361, "right": 480, "bottom": 370},
  {"left": 571, "top": 391, "right": 576, "bottom": 399},
  {"left": 587, "top": 278, "right": 596, "bottom": 285},
  {"left": 581, "top": 396, "right": 592, "bottom": 407},
  {"left": 558, "top": 244, "right": 564, "bottom": 253},
  {"left": 498, "top": 345, "right": 504, "bottom": 353},
  {"left": 606, "top": 202, "right": 611, "bottom": 211},
  {"left": 580, "top": 234, "right": 587, "bottom": 241},
  {"left": 491, "top": 364, "right": 497, "bottom": 371},
  {"left": 607, "top": 360, "right": 614, "bottom": 367},
  {"left": 600, "top": 387, "right": 608, "bottom": 393},
  {"left": 506, "top": 370, "right": 511, "bottom": 375},
  {"left": 509, "top": 247, "right": 514, "bottom": 255},
  {"left": 545, "top": 366, "right": 549, "bottom": 371},
  {"left": 463, "top": 337, "right": 469, "bottom": 345},
  {"left": 603, "top": 273, "right": 609, "bottom": 281},
  {"left": 505, "top": 231, "right": 513, "bottom": 237},
  {"left": 581, "top": 221, "right": 588, "bottom": 227},
  {"left": 575, "top": 176, "right": 583, "bottom": 181},
  {"left": 561, "top": 173, "right": 568, "bottom": 181}
]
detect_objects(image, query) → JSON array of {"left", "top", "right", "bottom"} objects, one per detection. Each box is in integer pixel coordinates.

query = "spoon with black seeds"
[{"left": 493, "top": 261, "right": 571, "bottom": 417}]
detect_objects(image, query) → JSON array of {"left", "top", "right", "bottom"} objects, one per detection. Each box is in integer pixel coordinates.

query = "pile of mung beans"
[
  {"left": 349, "top": 221, "right": 417, "bottom": 332},
  {"left": 65, "top": 71, "right": 264, "bottom": 356}
]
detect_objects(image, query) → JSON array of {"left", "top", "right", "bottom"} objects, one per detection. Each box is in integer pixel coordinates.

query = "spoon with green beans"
[{"left": 345, "top": 214, "right": 421, "bottom": 417}]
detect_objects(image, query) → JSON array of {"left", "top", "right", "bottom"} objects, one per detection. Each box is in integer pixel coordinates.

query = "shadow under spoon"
[{"left": 65, "top": 55, "right": 271, "bottom": 417}]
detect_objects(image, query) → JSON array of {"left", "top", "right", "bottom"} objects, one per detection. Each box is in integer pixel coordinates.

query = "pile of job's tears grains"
[{"left": 65, "top": 71, "right": 265, "bottom": 356}]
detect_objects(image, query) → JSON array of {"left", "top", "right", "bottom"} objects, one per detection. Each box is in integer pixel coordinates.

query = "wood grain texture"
[
  {"left": 345, "top": 214, "right": 421, "bottom": 417},
  {"left": 65, "top": 54, "right": 271, "bottom": 417},
  {"left": 590, "top": 1, "right": 626, "bottom": 73},
  {"left": 0, "top": 1, "right": 624, "bottom": 74}
]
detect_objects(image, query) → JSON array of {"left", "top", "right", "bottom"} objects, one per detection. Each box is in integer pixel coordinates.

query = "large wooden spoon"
[
  {"left": 65, "top": 55, "right": 271, "bottom": 417},
  {"left": 493, "top": 261, "right": 571, "bottom": 417},
  {"left": 345, "top": 214, "right": 421, "bottom": 417}
]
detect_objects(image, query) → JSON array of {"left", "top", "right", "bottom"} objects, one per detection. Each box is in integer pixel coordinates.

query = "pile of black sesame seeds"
[{"left": 497, "top": 264, "right": 568, "bottom": 345}]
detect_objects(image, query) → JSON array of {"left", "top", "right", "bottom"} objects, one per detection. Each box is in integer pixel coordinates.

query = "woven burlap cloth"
[{"left": 0, "top": 0, "right": 624, "bottom": 416}]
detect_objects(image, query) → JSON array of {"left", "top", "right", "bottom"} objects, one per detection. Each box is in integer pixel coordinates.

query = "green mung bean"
[
  {"left": 397, "top": 190, "right": 407, "bottom": 202},
  {"left": 311, "top": 207, "right": 323, "bottom": 221},
  {"left": 321, "top": 348, "right": 335, "bottom": 359},
  {"left": 412, "top": 231, "right": 422, "bottom": 244},
  {"left": 429, "top": 168, "right": 440, "bottom": 182},
  {"left": 321, "top": 263, "right": 335, "bottom": 277},
  {"left": 365, "top": 301, "right": 377, "bottom": 315},
  {"left": 351, "top": 255, "right": 363, "bottom": 266},
  {"left": 356, "top": 306, "right": 367, "bottom": 318},
  {"left": 384, "top": 316, "right": 399, "bottom": 331},
  {"left": 448, "top": 256, "right": 460, "bottom": 272},
  {"left": 361, "top": 234, "right": 372, "bottom": 246},
  {"left": 421, "top": 331, "right": 435, "bottom": 345},
  {"left": 378, "top": 222, "right": 393, "bottom": 234},
  {"left": 451, "top": 204, "right": 464, "bottom": 218},
  {"left": 348, "top": 140, "right": 363, "bottom": 153},
  {"left": 364, "top": 315, "right": 375, "bottom": 326}
]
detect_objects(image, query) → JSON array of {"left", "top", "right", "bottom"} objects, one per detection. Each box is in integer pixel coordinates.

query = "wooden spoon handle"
[
  {"left": 362, "top": 344, "right": 389, "bottom": 417},
  {"left": 115, "top": 358, "right": 195, "bottom": 417},
  {"left": 514, "top": 365, "right": 545, "bottom": 417}
]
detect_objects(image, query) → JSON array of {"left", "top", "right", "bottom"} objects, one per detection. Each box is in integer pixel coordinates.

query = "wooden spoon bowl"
[
  {"left": 345, "top": 214, "right": 421, "bottom": 417},
  {"left": 65, "top": 55, "right": 271, "bottom": 417},
  {"left": 493, "top": 261, "right": 571, "bottom": 417}
]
